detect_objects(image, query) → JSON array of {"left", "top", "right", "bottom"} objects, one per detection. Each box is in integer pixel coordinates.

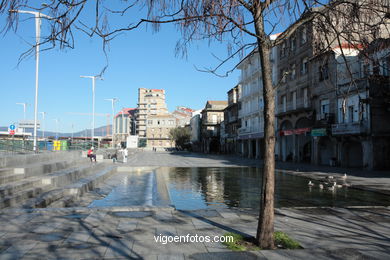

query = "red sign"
[
  {"left": 294, "top": 127, "right": 311, "bottom": 135},
  {"left": 9, "top": 130, "right": 15, "bottom": 135},
  {"left": 280, "top": 128, "right": 311, "bottom": 136},
  {"left": 279, "top": 130, "right": 294, "bottom": 136}
]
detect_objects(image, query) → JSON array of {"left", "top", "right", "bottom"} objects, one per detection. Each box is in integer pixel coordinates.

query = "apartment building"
[
  {"left": 237, "top": 35, "right": 279, "bottom": 159},
  {"left": 276, "top": 23, "right": 314, "bottom": 163},
  {"left": 221, "top": 85, "right": 241, "bottom": 154},
  {"left": 189, "top": 110, "right": 202, "bottom": 152},
  {"left": 172, "top": 106, "right": 194, "bottom": 127},
  {"left": 201, "top": 101, "right": 227, "bottom": 153},
  {"left": 146, "top": 114, "right": 177, "bottom": 148},
  {"left": 331, "top": 39, "right": 390, "bottom": 169},
  {"left": 136, "top": 88, "right": 168, "bottom": 138}
]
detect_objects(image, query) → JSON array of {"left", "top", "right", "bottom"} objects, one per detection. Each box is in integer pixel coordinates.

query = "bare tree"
[{"left": 1, "top": 0, "right": 389, "bottom": 249}]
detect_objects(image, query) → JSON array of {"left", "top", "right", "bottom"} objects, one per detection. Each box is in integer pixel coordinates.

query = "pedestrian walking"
[{"left": 111, "top": 150, "right": 118, "bottom": 163}]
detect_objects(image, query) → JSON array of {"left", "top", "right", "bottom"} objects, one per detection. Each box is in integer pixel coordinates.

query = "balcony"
[
  {"left": 331, "top": 120, "right": 369, "bottom": 135},
  {"left": 314, "top": 113, "right": 335, "bottom": 128},
  {"left": 276, "top": 98, "right": 311, "bottom": 117},
  {"left": 238, "top": 128, "right": 250, "bottom": 134}
]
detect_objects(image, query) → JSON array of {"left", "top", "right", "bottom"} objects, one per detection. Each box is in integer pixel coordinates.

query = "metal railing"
[
  {"left": 0, "top": 139, "right": 38, "bottom": 155},
  {"left": 0, "top": 139, "right": 100, "bottom": 156}
]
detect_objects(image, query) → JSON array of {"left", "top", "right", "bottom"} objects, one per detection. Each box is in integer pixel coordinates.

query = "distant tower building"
[{"left": 136, "top": 88, "right": 168, "bottom": 138}]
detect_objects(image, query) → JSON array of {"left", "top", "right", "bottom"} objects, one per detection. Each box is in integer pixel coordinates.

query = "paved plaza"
[{"left": 0, "top": 151, "right": 389, "bottom": 259}]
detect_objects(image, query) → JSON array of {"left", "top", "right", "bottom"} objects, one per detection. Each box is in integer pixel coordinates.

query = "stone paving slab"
[{"left": 0, "top": 206, "right": 389, "bottom": 259}]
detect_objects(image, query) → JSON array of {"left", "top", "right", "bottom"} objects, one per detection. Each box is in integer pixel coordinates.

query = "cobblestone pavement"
[{"left": 1, "top": 150, "right": 389, "bottom": 259}]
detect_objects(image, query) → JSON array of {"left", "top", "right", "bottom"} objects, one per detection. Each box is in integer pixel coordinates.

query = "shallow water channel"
[{"left": 89, "top": 167, "right": 390, "bottom": 210}]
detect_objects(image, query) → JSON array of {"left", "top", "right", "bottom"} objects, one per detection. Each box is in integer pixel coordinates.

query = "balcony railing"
[
  {"left": 238, "top": 128, "right": 250, "bottom": 134},
  {"left": 331, "top": 120, "right": 369, "bottom": 135},
  {"left": 278, "top": 98, "right": 311, "bottom": 114}
]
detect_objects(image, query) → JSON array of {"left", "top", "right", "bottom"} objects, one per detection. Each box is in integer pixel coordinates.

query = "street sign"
[
  {"left": 9, "top": 124, "right": 15, "bottom": 130},
  {"left": 18, "top": 120, "right": 40, "bottom": 129},
  {"left": 9, "top": 130, "right": 15, "bottom": 135}
]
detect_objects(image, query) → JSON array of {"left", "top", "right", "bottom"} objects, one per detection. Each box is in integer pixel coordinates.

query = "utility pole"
[
  {"left": 80, "top": 75, "right": 103, "bottom": 148},
  {"left": 10, "top": 10, "right": 61, "bottom": 152},
  {"left": 16, "top": 102, "right": 27, "bottom": 134},
  {"left": 105, "top": 98, "right": 118, "bottom": 148}
]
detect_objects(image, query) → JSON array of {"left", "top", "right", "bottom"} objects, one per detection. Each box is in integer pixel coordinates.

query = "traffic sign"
[
  {"left": 9, "top": 130, "right": 15, "bottom": 135},
  {"left": 9, "top": 124, "right": 15, "bottom": 130}
]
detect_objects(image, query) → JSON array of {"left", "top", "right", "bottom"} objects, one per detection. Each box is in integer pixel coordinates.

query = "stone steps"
[
  {"left": 0, "top": 162, "right": 107, "bottom": 209},
  {"left": 0, "top": 161, "right": 90, "bottom": 197},
  {"left": 0, "top": 185, "right": 53, "bottom": 208},
  {"left": 24, "top": 165, "right": 117, "bottom": 208},
  {"left": 0, "top": 172, "right": 25, "bottom": 185}
]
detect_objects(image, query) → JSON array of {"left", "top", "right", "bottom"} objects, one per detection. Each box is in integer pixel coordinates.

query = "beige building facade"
[
  {"left": 136, "top": 88, "right": 168, "bottom": 138},
  {"left": 146, "top": 114, "right": 177, "bottom": 148}
]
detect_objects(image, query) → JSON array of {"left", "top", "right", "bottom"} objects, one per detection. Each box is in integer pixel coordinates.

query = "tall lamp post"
[
  {"left": 105, "top": 98, "right": 118, "bottom": 148},
  {"left": 39, "top": 111, "right": 46, "bottom": 138},
  {"left": 16, "top": 102, "right": 27, "bottom": 134},
  {"left": 80, "top": 75, "right": 103, "bottom": 148},
  {"left": 10, "top": 9, "right": 60, "bottom": 152},
  {"left": 16, "top": 102, "right": 27, "bottom": 120}
]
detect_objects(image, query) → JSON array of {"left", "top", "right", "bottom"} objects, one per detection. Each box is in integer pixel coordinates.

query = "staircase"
[{"left": 0, "top": 153, "right": 116, "bottom": 209}]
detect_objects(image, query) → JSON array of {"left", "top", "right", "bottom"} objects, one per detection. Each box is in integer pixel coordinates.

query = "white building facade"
[{"left": 237, "top": 35, "right": 279, "bottom": 158}]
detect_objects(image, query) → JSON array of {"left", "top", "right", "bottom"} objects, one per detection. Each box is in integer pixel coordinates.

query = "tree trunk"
[{"left": 253, "top": 7, "right": 276, "bottom": 250}]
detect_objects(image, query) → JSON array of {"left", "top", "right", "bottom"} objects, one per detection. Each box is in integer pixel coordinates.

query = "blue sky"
[{"left": 0, "top": 6, "right": 240, "bottom": 133}]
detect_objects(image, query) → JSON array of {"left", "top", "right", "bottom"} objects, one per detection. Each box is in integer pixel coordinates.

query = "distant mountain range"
[{"left": 0, "top": 125, "right": 112, "bottom": 138}]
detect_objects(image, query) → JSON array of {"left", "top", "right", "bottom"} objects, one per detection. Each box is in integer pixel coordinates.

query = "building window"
[
  {"left": 290, "top": 36, "right": 296, "bottom": 53},
  {"left": 339, "top": 108, "right": 345, "bottom": 123},
  {"left": 319, "top": 63, "right": 329, "bottom": 81},
  {"left": 348, "top": 106, "right": 354, "bottom": 123},
  {"left": 212, "top": 114, "right": 217, "bottom": 123},
  {"left": 302, "top": 88, "right": 309, "bottom": 108},
  {"left": 148, "top": 120, "right": 153, "bottom": 125},
  {"left": 301, "top": 26, "right": 307, "bottom": 44},
  {"left": 361, "top": 61, "right": 369, "bottom": 77},
  {"left": 320, "top": 99, "right": 330, "bottom": 119},
  {"left": 301, "top": 57, "right": 308, "bottom": 75},
  {"left": 281, "top": 42, "right": 286, "bottom": 57},
  {"left": 382, "top": 58, "right": 389, "bottom": 76},
  {"left": 373, "top": 60, "right": 380, "bottom": 75},
  {"left": 292, "top": 91, "right": 297, "bottom": 110},
  {"left": 291, "top": 64, "right": 296, "bottom": 80},
  {"left": 282, "top": 95, "right": 287, "bottom": 112},
  {"left": 259, "top": 97, "right": 264, "bottom": 109},
  {"left": 157, "top": 120, "right": 160, "bottom": 125}
]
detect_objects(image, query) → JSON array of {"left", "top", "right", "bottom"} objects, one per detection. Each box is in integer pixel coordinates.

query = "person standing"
[{"left": 123, "top": 148, "right": 128, "bottom": 163}]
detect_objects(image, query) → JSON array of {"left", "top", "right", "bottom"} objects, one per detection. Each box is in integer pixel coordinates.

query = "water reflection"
[{"left": 163, "top": 167, "right": 390, "bottom": 211}]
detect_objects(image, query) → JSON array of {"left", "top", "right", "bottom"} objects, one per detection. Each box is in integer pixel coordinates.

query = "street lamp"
[
  {"left": 105, "top": 98, "right": 118, "bottom": 148},
  {"left": 10, "top": 9, "right": 61, "bottom": 152},
  {"left": 39, "top": 111, "right": 46, "bottom": 138},
  {"left": 16, "top": 102, "right": 27, "bottom": 120},
  {"left": 80, "top": 75, "right": 103, "bottom": 148}
]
